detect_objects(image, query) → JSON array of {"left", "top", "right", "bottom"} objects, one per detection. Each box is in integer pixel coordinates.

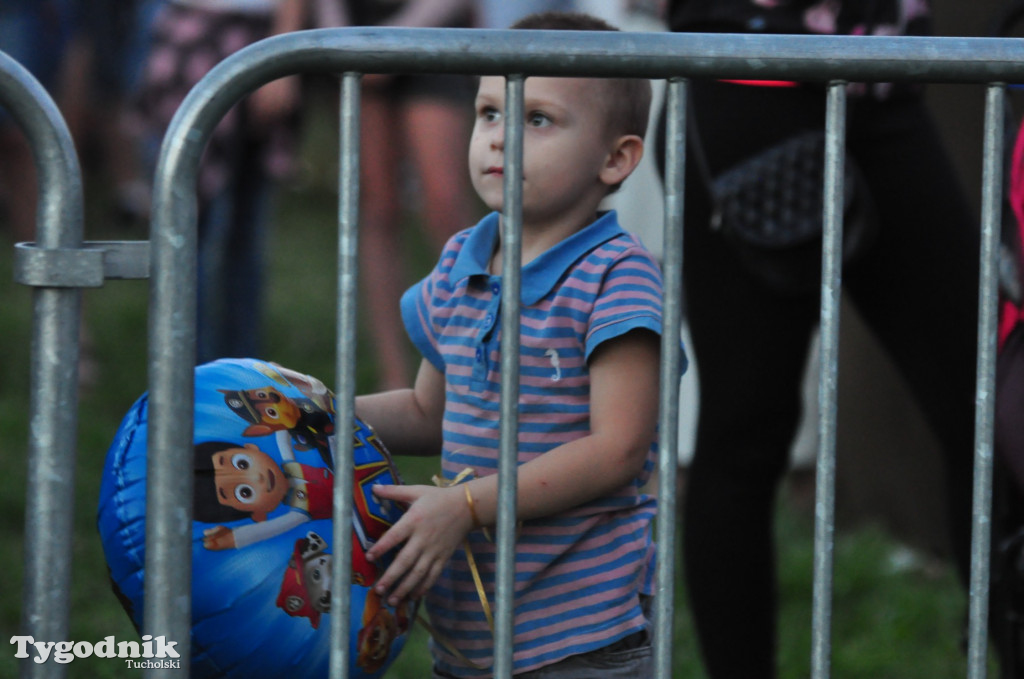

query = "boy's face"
[
  {"left": 211, "top": 443, "right": 288, "bottom": 521},
  {"left": 469, "top": 75, "right": 617, "bottom": 226}
]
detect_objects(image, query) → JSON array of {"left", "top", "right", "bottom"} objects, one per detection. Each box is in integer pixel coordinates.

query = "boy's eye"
[
  {"left": 526, "top": 112, "right": 552, "bottom": 128},
  {"left": 480, "top": 106, "right": 501, "bottom": 123},
  {"left": 231, "top": 453, "right": 253, "bottom": 470}
]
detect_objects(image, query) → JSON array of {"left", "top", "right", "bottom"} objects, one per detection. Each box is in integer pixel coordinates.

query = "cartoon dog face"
[
  {"left": 304, "top": 553, "right": 332, "bottom": 614},
  {"left": 276, "top": 531, "right": 333, "bottom": 628},
  {"left": 221, "top": 386, "right": 304, "bottom": 436}
]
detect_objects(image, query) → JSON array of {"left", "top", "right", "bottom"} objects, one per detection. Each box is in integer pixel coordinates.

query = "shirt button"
[
  {"left": 485, "top": 313, "right": 493, "bottom": 325},
  {"left": 491, "top": 283, "right": 500, "bottom": 295},
  {"left": 476, "top": 347, "right": 483, "bottom": 360}
]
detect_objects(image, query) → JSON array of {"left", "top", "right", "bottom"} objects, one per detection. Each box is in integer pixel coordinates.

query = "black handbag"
[{"left": 693, "top": 128, "right": 877, "bottom": 294}]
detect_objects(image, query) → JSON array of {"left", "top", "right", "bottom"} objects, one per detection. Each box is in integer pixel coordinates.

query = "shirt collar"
[{"left": 449, "top": 211, "right": 628, "bottom": 305}]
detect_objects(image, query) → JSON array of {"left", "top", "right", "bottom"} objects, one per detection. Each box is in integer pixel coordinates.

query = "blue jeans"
[{"left": 195, "top": 141, "right": 271, "bottom": 364}]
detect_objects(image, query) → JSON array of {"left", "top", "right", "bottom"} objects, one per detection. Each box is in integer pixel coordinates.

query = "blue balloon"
[{"left": 98, "top": 358, "right": 416, "bottom": 678}]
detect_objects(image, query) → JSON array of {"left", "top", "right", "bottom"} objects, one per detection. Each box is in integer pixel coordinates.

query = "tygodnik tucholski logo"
[{"left": 10, "top": 634, "right": 181, "bottom": 668}]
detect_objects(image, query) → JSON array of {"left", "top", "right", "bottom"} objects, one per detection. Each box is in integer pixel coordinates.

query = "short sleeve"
[
  {"left": 401, "top": 273, "right": 446, "bottom": 374},
  {"left": 585, "top": 246, "right": 687, "bottom": 373}
]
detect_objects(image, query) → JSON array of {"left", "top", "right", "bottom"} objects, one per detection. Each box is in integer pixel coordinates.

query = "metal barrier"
[
  {"left": 3, "top": 49, "right": 148, "bottom": 679},
  {"left": 12, "top": 25, "right": 1024, "bottom": 679}
]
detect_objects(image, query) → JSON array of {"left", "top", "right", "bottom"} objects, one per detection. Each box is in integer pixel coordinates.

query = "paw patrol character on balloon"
[
  {"left": 194, "top": 430, "right": 402, "bottom": 575},
  {"left": 357, "top": 589, "right": 412, "bottom": 673},
  {"left": 277, "top": 531, "right": 333, "bottom": 629},
  {"left": 220, "top": 363, "right": 335, "bottom": 470},
  {"left": 193, "top": 439, "right": 332, "bottom": 550}
]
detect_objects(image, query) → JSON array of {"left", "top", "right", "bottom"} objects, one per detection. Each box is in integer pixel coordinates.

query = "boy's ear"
[{"left": 599, "top": 134, "right": 645, "bottom": 188}]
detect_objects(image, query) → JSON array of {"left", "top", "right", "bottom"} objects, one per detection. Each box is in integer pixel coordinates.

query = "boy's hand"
[{"left": 366, "top": 484, "right": 474, "bottom": 607}]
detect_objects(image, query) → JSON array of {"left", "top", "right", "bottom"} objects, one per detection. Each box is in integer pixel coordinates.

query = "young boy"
[{"left": 357, "top": 12, "right": 674, "bottom": 677}]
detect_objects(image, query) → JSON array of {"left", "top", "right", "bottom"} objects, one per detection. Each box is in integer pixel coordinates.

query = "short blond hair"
[{"left": 511, "top": 12, "right": 652, "bottom": 141}]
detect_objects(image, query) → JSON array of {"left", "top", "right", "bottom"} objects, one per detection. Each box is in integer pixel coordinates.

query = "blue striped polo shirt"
[{"left": 401, "top": 210, "right": 675, "bottom": 676}]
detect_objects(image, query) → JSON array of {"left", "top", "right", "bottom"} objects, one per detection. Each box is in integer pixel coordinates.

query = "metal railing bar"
[
  {"left": 810, "top": 80, "right": 848, "bottom": 679},
  {"left": 1, "top": 46, "right": 84, "bottom": 679},
  {"left": 144, "top": 60, "right": 201, "bottom": 679},
  {"left": 330, "top": 71, "right": 362, "bottom": 679},
  {"left": 967, "top": 81, "right": 1007, "bottom": 679},
  {"left": 195, "top": 28, "right": 1024, "bottom": 85},
  {"left": 494, "top": 73, "right": 525, "bottom": 679},
  {"left": 654, "top": 76, "right": 688, "bottom": 679}
]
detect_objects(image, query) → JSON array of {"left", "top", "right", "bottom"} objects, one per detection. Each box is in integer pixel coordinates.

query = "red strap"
[{"left": 720, "top": 79, "right": 799, "bottom": 87}]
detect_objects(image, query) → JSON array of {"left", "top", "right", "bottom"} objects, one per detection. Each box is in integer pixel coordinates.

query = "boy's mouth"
[{"left": 485, "top": 166, "right": 503, "bottom": 176}]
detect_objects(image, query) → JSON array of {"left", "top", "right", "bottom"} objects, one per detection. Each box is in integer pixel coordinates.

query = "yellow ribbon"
[{"left": 414, "top": 467, "right": 494, "bottom": 670}]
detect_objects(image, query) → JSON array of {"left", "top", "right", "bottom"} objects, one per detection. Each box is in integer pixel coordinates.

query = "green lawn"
[{"left": 0, "top": 131, "right": 982, "bottom": 677}]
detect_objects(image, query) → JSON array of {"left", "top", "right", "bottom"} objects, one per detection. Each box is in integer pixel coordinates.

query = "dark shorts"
[{"left": 432, "top": 596, "right": 654, "bottom": 679}]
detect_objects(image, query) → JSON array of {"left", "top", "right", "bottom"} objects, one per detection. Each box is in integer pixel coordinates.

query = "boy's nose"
[{"left": 490, "top": 128, "right": 504, "bottom": 150}]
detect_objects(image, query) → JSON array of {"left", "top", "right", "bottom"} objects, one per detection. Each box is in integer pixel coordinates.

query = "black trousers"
[{"left": 659, "top": 79, "right": 980, "bottom": 678}]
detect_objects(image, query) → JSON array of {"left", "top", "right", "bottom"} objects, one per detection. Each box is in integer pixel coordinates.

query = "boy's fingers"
[
  {"left": 412, "top": 562, "right": 444, "bottom": 602},
  {"left": 387, "top": 555, "right": 433, "bottom": 607},
  {"left": 366, "top": 517, "right": 409, "bottom": 562},
  {"left": 371, "top": 483, "right": 424, "bottom": 503},
  {"left": 374, "top": 540, "right": 420, "bottom": 599}
]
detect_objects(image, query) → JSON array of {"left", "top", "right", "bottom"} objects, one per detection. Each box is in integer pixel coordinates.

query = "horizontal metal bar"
[
  {"left": 205, "top": 28, "right": 1024, "bottom": 91},
  {"left": 13, "top": 241, "right": 150, "bottom": 287},
  {"left": 91, "top": 240, "right": 151, "bottom": 280}
]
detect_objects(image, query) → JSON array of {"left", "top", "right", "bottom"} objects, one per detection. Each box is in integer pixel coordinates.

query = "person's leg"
[
  {"left": 666, "top": 80, "right": 826, "bottom": 679},
  {"left": 195, "top": 189, "right": 234, "bottom": 363},
  {"left": 359, "top": 86, "right": 411, "bottom": 390},
  {"left": 400, "top": 95, "right": 473, "bottom": 252},
  {"left": 843, "top": 95, "right": 978, "bottom": 586},
  {"left": 220, "top": 137, "right": 271, "bottom": 359}
]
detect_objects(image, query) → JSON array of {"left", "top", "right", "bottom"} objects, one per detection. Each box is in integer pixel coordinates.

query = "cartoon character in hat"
[
  {"left": 195, "top": 436, "right": 398, "bottom": 559},
  {"left": 220, "top": 361, "right": 337, "bottom": 469},
  {"left": 276, "top": 531, "right": 333, "bottom": 629},
  {"left": 195, "top": 439, "right": 334, "bottom": 550},
  {"left": 221, "top": 384, "right": 335, "bottom": 470}
]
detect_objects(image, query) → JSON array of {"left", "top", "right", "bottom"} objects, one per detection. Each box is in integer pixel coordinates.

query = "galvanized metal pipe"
[
  {"left": 654, "top": 77, "right": 688, "bottom": 679},
  {"left": 204, "top": 28, "right": 1024, "bottom": 84},
  {"left": 967, "top": 82, "right": 1006, "bottom": 679},
  {"left": 494, "top": 73, "right": 525, "bottom": 679},
  {"left": 330, "top": 72, "right": 362, "bottom": 679},
  {"left": 145, "top": 55, "right": 204, "bottom": 679},
  {"left": 810, "top": 80, "right": 848, "bottom": 679},
  {"left": 1, "top": 48, "right": 84, "bottom": 679}
]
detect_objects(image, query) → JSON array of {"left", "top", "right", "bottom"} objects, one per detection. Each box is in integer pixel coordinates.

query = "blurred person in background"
[
  {"left": 657, "top": 0, "right": 987, "bottom": 677},
  {"left": 316, "top": 0, "right": 477, "bottom": 391},
  {"left": 0, "top": 0, "right": 78, "bottom": 244},
  {"left": 136, "top": 0, "right": 308, "bottom": 363}
]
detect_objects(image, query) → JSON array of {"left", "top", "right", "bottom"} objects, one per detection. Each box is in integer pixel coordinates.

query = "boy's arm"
[
  {"left": 355, "top": 358, "right": 446, "bottom": 457},
  {"left": 366, "top": 328, "right": 661, "bottom": 606}
]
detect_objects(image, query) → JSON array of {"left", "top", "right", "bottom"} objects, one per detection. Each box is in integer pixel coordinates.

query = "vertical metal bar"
[
  {"left": 654, "top": 77, "right": 687, "bottom": 679},
  {"left": 2, "top": 50, "right": 84, "bottom": 679},
  {"left": 494, "top": 73, "right": 525, "bottom": 679},
  {"left": 810, "top": 80, "right": 847, "bottom": 679},
  {"left": 145, "top": 69, "right": 202, "bottom": 679},
  {"left": 966, "top": 81, "right": 1005, "bottom": 679},
  {"left": 330, "top": 72, "right": 362, "bottom": 679}
]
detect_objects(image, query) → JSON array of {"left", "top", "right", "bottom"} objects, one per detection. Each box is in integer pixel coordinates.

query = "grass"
[{"left": 0, "top": 111, "right": 983, "bottom": 677}]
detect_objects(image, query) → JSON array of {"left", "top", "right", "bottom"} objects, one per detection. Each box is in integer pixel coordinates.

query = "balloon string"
[{"left": 415, "top": 467, "right": 496, "bottom": 670}]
